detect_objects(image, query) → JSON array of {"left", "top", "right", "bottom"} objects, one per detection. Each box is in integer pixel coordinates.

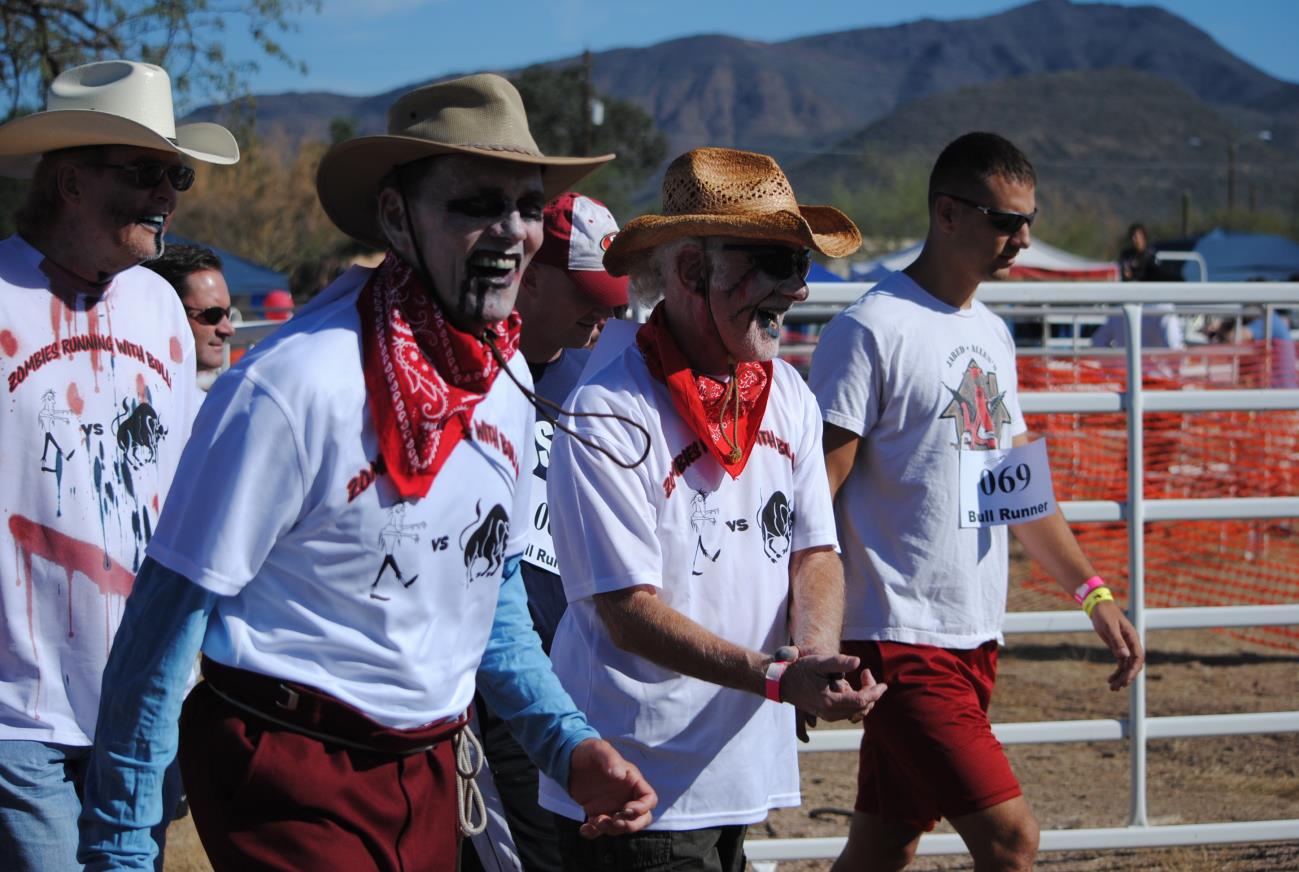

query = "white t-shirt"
[
  {"left": 809, "top": 270, "right": 1027, "bottom": 649},
  {"left": 538, "top": 344, "right": 838, "bottom": 829},
  {"left": 0, "top": 235, "right": 196, "bottom": 744},
  {"left": 146, "top": 266, "right": 534, "bottom": 729}
]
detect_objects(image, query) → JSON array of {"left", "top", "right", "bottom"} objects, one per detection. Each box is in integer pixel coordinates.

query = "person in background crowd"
[
  {"left": 0, "top": 59, "right": 238, "bottom": 872},
  {"left": 145, "top": 243, "right": 235, "bottom": 375}
]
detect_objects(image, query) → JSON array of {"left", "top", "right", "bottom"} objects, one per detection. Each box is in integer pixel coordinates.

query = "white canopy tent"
[{"left": 851, "top": 238, "right": 1119, "bottom": 282}]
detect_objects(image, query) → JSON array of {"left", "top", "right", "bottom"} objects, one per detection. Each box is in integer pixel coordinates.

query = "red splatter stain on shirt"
[
  {"left": 170, "top": 336, "right": 183, "bottom": 363},
  {"left": 66, "top": 383, "right": 84, "bottom": 416},
  {"left": 0, "top": 330, "right": 17, "bottom": 357},
  {"left": 136, "top": 373, "right": 148, "bottom": 402},
  {"left": 9, "top": 515, "right": 135, "bottom": 599},
  {"left": 152, "top": 495, "right": 160, "bottom": 513}
]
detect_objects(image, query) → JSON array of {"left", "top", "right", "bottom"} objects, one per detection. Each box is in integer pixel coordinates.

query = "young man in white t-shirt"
[
  {"left": 538, "top": 147, "right": 887, "bottom": 872},
  {"left": 77, "top": 74, "right": 656, "bottom": 872},
  {"left": 809, "top": 132, "right": 1146, "bottom": 872},
  {"left": 0, "top": 60, "right": 238, "bottom": 872}
]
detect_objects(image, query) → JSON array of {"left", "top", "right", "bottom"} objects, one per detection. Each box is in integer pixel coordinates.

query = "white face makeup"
[
  {"left": 398, "top": 154, "right": 545, "bottom": 332},
  {"left": 703, "top": 237, "right": 811, "bottom": 363}
]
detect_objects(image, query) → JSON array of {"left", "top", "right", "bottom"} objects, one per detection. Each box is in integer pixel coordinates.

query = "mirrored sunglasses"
[
  {"left": 90, "top": 162, "right": 196, "bottom": 192},
  {"left": 937, "top": 191, "right": 1037, "bottom": 235},
  {"left": 185, "top": 305, "right": 231, "bottom": 326},
  {"left": 720, "top": 244, "right": 813, "bottom": 281}
]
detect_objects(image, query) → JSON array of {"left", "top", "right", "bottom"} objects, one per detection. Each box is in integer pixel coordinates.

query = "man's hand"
[
  {"left": 1090, "top": 600, "right": 1145, "bottom": 690},
  {"left": 781, "top": 652, "right": 886, "bottom": 723},
  {"left": 567, "top": 738, "right": 657, "bottom": 838}
]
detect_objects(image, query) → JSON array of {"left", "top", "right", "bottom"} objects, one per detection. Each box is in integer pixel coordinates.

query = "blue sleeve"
[
  {"left": 78, "top": 558, "right": 217, "bottom": 871},
  {"left": 477, "top": 554, "right": 598, "bottom": 789}
]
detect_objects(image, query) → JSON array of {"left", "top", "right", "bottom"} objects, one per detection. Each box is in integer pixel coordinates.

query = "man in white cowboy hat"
[
  {"left": 810, "top": 132, "right": 1143, "bottom": 872},
  {"left": 0, "top": 59, "right": 238, "bottom": 872},
  {"left": 465, "top": 190, "right": 630, "bottom": 872},
  {"left": 536, "top": 147, "right": 887, "bottom": 871},
  {"left": 78, "top": 73, "right": 656, "bottom": 872}
]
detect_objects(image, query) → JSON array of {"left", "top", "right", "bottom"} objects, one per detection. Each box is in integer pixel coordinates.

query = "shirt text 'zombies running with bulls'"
[{"left": 146, "top": 268, "right": 534, "bottom": 730}]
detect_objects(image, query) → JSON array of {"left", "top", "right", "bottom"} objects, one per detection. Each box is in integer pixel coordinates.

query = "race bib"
[
  {"left": 522, "top": 419, "right": 559, "bottom": 572},
  {"left": 959, "top": 438, "right": 1057, "bottom": 528}
]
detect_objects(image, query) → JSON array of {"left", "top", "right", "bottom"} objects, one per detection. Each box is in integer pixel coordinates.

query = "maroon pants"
[{"left": 179, "top": 659, "right": 464, "bottom": 872}]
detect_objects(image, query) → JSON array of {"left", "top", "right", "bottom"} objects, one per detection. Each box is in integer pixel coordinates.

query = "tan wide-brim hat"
[
  {"left": 603, "top": 147, "right": 861, "bottom": 276},
  {"left": 0, "top": 59, "right": 239, "bottom": 178},
  {"left": 317, "top": 73, "right": 615, "bottom": 249}
]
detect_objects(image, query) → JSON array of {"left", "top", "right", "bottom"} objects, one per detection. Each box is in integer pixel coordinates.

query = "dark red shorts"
[
  {"left": 844, "top": 639, "right": 1021, "bottom": 832},
  {"left": 179, "top": 659, "right": 464, "bottom": 872}
]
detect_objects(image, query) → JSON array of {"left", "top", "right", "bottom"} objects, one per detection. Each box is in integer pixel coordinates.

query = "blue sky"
[{"left": 216, "top": 0, "right": 1298, "bottom": 104}]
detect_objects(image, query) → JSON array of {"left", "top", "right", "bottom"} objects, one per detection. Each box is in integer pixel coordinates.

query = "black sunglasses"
[
  {"left": 937, "top": 191, "right": 1037, "bottom": 234},
  {"left": 720, "top": 244, "right": 812, "bottom": 282},
  {"left": 185, "top": 305, "right": 231, "bottom": 326},
  {"left": 89, "top": 162, "right": 196, "bottom": 192}
]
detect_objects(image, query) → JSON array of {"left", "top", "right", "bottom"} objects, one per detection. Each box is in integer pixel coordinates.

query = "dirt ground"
[{"left": 163, "top": 573, "right": 1299, "bottom": 871}]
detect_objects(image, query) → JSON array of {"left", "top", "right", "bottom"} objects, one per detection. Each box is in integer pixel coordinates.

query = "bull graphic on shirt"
[
  {"left": 939, "top": 359, "right": 1011, "bottom": 451},
  {"left": 461, "top": 501, "right": 509, "bottom": 585},
  {"left": 113, "top": 399, "right": 167, "bottom": 468},
  {"left": 756, "top": 491, "right": 793, "bottom": 563}
]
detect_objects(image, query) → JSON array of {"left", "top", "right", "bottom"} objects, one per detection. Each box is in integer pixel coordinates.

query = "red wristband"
[
  {"left": 1073, "top": 575, "right": 1106, "bottom": 604},
  {"left": 764, "top": 660, "right": 791, "bottom": 702}
]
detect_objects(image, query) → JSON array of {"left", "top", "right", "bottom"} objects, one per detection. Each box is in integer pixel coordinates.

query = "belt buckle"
[{"left": 276, "top": 684, "right": 300, "bottom": 711}]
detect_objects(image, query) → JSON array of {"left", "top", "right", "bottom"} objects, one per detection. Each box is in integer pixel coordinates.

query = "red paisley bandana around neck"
[
  {"left": 357, "top": 251, "right": 521, "bottom": 499},
  {"left": 635, "top": 302, "right": 771, "bottom": 479}
]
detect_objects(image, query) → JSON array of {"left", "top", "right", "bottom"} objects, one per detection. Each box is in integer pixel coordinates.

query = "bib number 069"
[{"left": 979, "top": 463, "right": 1031, "bottom": 496}]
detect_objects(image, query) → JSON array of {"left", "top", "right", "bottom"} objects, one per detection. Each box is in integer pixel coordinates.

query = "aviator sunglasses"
[
  {"left": 720, "top": 244, "right": 813, "bottom": 282},
  {"left": 185, "top": 305, "right": 232, "bottom": 326},
  {"left": 936, "top": 191, "right": 1037, "bottom": 235},
  {"left": 89, "top": 161, "right": 197, "bottom": 192}
]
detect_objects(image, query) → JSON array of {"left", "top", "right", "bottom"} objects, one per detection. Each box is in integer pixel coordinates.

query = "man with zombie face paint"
[
  {"left": 537, "top": 148, "right": 885, "bottom": 872},
  {"left": 78, "top": 73, "right": 656, "bottom": 872},
  {"left": 810, "top": 132, "right": 1144, "bottom": 872},
  {"left": 0, "top": 60, "right": 238, "bottom": 872}
]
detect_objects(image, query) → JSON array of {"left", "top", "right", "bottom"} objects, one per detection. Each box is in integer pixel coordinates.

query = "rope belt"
[{"left": 453, "top": 727, "right": 487, "bottom": 836}]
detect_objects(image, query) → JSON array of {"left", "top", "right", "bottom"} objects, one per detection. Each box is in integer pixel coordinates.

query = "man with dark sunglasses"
[
  {"left": 537, "top": 148, "right": 886, "bottom": 872},
  {"left": 811, "top": 132, "right": 1143, "bottom": 872},
  {"left": 145, "top": 244, "right": 236, "bottom": 379},
  {"left": 0, "top": 59, "right": 238, "bottom": 872}
]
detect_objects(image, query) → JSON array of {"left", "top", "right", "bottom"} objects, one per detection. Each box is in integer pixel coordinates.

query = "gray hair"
[
  {"left": 628, "top": 236, "right": 709, "bottom": 307},
  {"left": 14, "top": 146, "right": 107, "bottom": 238}
]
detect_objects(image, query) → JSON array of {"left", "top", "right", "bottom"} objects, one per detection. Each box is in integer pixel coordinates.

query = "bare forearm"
[
  {"left": 1011, "top": 510, "right": 1096, "bottom": 595},
  {"left": 788, "top": 547, "right": 845, "bottom": 655},
  {"left": 595, "top": 589, "right": 767, "bottom": 696}
]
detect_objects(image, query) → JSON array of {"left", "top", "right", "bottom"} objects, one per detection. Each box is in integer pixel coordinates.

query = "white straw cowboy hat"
[
  {"left": 0, "top": 59, "right": 239, "bottom": 177},
  {"left": 603, "top": 147, "right": 862, "bottom": 276},
  {"left": 316, "top": 73, "right": 615, "bottom": 249}
]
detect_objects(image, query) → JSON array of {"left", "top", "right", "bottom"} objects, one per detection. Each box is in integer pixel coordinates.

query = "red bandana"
[
  {"left": 357, "top": 252, "right": 521, "bottom": 499},
  {"left": 636, "top": 302, "right": 771, "bottom": 479}
]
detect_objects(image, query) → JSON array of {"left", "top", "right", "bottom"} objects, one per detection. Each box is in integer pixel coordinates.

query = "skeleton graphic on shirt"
[
  {"left": 690, "top": 489, "right": 721, "bottom": 576},
  {"left": 370, "top": 503, "right": 426, "bottom": 600},
  {"left": 38, "top": 389, "right": 74, "bottom": 473}
]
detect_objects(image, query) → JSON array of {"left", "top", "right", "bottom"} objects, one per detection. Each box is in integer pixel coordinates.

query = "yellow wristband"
[{"left": 1082, "top": 586, "right": 1114, "bottom": 617}]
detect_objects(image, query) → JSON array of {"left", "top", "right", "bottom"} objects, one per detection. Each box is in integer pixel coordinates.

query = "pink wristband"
[
  {"left": 764, "top": 660, "right": 791, "bottom": 702},
  {"left": 1073, "top": 575, "right": 1106, "bottom": 604}
]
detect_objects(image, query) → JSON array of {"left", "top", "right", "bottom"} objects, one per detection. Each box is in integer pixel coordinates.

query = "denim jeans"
[{"left": 0, "top": 739, "right": 178, "bottom": 872}]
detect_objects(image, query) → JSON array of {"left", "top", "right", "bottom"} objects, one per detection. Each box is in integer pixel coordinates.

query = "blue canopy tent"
[{"left": 1171, "top": 228, "right": 1299, "bottom": 282}]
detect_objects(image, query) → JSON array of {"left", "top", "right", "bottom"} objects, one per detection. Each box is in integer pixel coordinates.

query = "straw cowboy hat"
[
  {"left": 317, "top": 73, "right": 615, "bottom": 249},
  {"left": 0, "top": 59, "right": 239, "bottom": 177},
  {"left": 602, "top": 147, "right": 861, "bottom": 276}
]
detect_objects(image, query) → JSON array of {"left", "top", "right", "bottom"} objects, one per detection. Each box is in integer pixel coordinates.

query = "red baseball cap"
[{"left": 531, "top": 192, "right": 629, "bottom": 307}]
